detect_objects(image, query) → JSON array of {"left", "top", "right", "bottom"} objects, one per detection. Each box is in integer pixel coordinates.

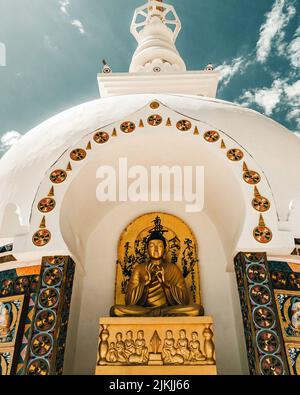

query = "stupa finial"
[{"left": 129, "top": 0, "right": 186, "bottom": 73}]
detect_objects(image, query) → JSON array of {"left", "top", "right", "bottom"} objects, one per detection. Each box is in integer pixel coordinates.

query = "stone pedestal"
[{"left": 95, "top": 316, "right": 217, "bottom": 375}]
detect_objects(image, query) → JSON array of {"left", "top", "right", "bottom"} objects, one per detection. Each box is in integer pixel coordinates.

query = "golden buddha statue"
[{"left": 110, "top": 218, "right": 204, "bottom": 317}]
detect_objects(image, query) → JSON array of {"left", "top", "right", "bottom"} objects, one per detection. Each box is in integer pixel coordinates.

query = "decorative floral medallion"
[
  {"left": 252, "top": 196, "right": 270, "bottom": 212},
  {"left": 14, "top": 277, "right": 30, "bottom": 294},
  {"left": 204, "top": 130, "right": 220, "bottom": 142},
  {"left": 227, "top": 148, "right": 244, "bottom": 161},
  {"left": 253, "top": 306, "right": 275, "bottom": 329},
  {"left": 257, "top": 330, "right": 279, "bottom": 354},
  {"left": 43, "top": 268, "right": 62, "bottom": 287},
  {"left": 27, "top": 359, "right": 50, "bottom": 375},
  {"left": 49, "top": 170, "right": 67, "bottom": 184},
  {"left": 39, "top": 288, "right": 59, "bottom": 308},
  {"left": 38, "top": 198, "right": 56, "bottom": 213},
  {"left": 147, "top": 115, "right": 163, "bottom": 126},
  {"left": 250, "top": 285, "right": 271, "bottom": 305},
  {"left": 246, "top": 264, "right": 267, "bottom": 283},
  {"left": 35, "top": 310, "right": 56, "bottom": 332},
  {"left": 260, "top": 355, "right": 284, "bottom": 375},
  {"left": 93, "top": 131, "right": 110, "bottom": 143},
  {"left": 243, "top": 170, "right": 261, "bottom": 185},
  {"left": 176, "top": 119, "right": 192, "bottom": 131},
  {"left": 31, "top": 334, "right": 53, "bottom": 357},
  {"left": 70, "top": 148, "right": 87, "bottom": 161},
  {"left": 46, "top": 256, "right": 65, "bottom": 266},
  {"left": 244, "top": 253, "right": 263, "bottom": 262},
  {"left": 32, "top": 229, "right": 51, "bottom": 247},
  {"left": 150, "top": 101, "right": 160, "bottom": 109},
  {"left": 120, "top": 121, "right": 136, "bottom": 133},
  {"left": 253, "top": 226, "right": 273, "bottom": 243}
]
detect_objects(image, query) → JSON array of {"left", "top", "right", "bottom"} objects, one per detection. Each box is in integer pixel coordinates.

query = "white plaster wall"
[{"left": 66, "top": 203, "right": 248, "bottom": 374}]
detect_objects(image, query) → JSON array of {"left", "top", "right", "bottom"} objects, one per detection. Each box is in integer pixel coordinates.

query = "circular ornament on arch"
[
  {"left": 150, "top": 101, "right": 160, "bottom": 109},
  {"left": 70, "top": 148, "right": 87, "bottom": 161},
  {"left": 93, "top": 131, "right": 110, "bottom": 144},
  {"left": 38, "top": 198, "right": 56, "bottom": 213},
  {"left": 257, "top": 330, "right": 279, "bottom": 354},
  {"left": 32, "top": 229, "right": 51, "bottom": 247},
  {"left": 227, "top": 148, "right": 244, "bottom": 161},
  {"left": 120, "top": 121, "right": 136, "bottom": 133},
  {"left": 176, "top": 119, "right": 192, "bottom": 132},
  {"left": 243, "top": 170, "right": 261, "bottom": 185},
  {"left": 148, "top": 115, "right": 163, "bottom": 127},
  {"left": 27, "top": 359, "right": 50, "bottom": 376},
  {"left": 253, "top": 226, "right": 273, "bottom": 244},
  {"left": 49, "top": 169, "right": 67, "bottom": 184},
  {"left": 203, "top": 130, "right": 220, "bottom": 142},
  {"left": 252, "top": 196, "right": 270, "bottom": 212}
]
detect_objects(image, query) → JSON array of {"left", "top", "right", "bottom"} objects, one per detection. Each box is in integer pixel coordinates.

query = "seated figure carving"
[{"left": 110, "top": 220, "right": 204, "bottom": 317}]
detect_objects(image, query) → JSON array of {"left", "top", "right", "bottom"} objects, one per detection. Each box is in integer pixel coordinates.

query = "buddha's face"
[{"left": 147, "top": 239, "right": 165, "bottom": 260}]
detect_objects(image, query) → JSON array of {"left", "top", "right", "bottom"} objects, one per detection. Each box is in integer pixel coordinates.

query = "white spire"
[{"left": 129, "top": 0, "right": 186, "bottom": 73}]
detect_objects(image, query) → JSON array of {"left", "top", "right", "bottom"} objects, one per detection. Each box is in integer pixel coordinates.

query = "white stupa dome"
[{"left": 0, "top": 93, "right": 299, "bottom": 239}]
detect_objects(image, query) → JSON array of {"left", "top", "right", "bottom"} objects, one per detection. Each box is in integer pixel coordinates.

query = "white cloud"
[
  {"left": 288, "top": 27, "right": 300, "bottom": 68},
  {"left": 0, "top": 131, "right": 22, "bottom": 152},
  {"left": 287, "top": 109, "right": 300, "bottom": 126},
  {"left": 285, "top": 79, "right": 300, "bottom": 103},
  {"left": 215, "top": 57, "right": 250, "bottom": 87},
  {"left": 59, "top": 0, "right": 70, "bottom": 15},
  {"left": 71, "top": 19, "right": 85, "bottom": 34},
  {"left": 256, "top": 0, "right": 296, "bottom": 63},
  {"left": 239, "top": 79, "right": 286, "bottom": 115}
]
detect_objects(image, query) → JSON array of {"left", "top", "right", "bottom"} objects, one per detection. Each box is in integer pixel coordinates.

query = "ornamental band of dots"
[
  {"left": 25, "top": 256, "right": 75, "bottom": 375},
  {"left": 234, "top": 252, "right": 288, "bottom": 375},
  {"left": 32, "top": 101, "right": 273, "bottom": 248}
]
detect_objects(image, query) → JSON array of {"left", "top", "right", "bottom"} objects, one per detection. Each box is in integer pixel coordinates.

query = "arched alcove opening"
[{"left": 58, "top": 130, "right": 250, "bottom": 374}]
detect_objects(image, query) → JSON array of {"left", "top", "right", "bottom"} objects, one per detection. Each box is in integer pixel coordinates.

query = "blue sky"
[{"left": 0, "top": 0, "right": 299, "bottom": 155}]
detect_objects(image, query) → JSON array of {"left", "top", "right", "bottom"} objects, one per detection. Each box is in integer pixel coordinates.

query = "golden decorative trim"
[
  {"left": 48, "top": 186, "right": 54, "bottom": 197},
  {"left": 112, "top": 128, "right": 117, "bottom": 137},
  {"left": 139, "top": 119, "right": 144, "bottom": 128},
  {"left": 193, "top": 126, "right": 200, "bottom": 136},
  {"left": 243, "top": 162, "right": 249, "bottom": 172},
  {"left": 166, "top": 118, "right": 172, "bottom": 127},
  {"left": 66, "top": 162, "right": 72, "bottom": 172},
  {"left": 86, "top": 141, "right": 92, "bottom": 150},
  {"left": 39, "top": 216, "right": 46, "bottom": 229},
  {"left": 220, "top": 140, "right": 226, "bottom": 149}
]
